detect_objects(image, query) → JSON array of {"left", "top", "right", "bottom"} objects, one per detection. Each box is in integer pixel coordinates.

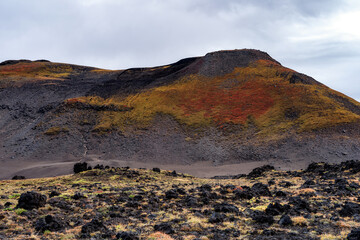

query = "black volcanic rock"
[
  {"left": 234, "top": 188, "right": 254, "bottom": 200},
  {"left": 116, "top": 231, "right": 139, "bottom": 240},
  {"left": 214, "top": 203, "right": 239, "bottom": 214},
  {"left": 154, "top": 222, "right": 174, "bottom": 234},
  {"left": 340, "top": 202, "right": 360, "bottom": 217},
  {"left": 251, "top": 211, "right": 274, "bottom": 225},
  {"left": 247, "top": 165, "right": 275, "bottom": 179},
  {"left": 16, "top": 191, "right": 47, "bottom": 210},
  {"left": 184, "top": 195, "right": 198, "bottom": 207},
  {"left": 251, "top": 183, "right": 272, "bottom": 197},
  {"left": 48, "top": 197, "right": 74, "bottom": 211},
  {"left": 279, "top": 215, "right": 293, "bottom": 226},
  {"left": 72, "top": 192, "right": 86, "bottom": 200},
  {"left": 12, "top": 175, "right": 26, "bottom": 180},
  {"left": 266, "top": 202, "right": 288, "bottom": 216},
  {"left": 289, "top": 197, "right": 311, "bottom": 213},
  {"left": 209, "top": 212, "right": 225, "bottom": 223},
  {"left": 348, "top": 228, "right": 360, "bottom": 240},
  {"left": 302, "top": 180, "right": 316, "bottom": 188},
  {"left": 165, "top": 189, "right": 178, "bottom": 199},
  {"left": 81, "top": 219, "right": 107, "bottom": 234},
  {"left": 275, "top": 191, "right": 288, "bottom": 197},
  {"left": 74, "top": 162, "right": 88, "bottom": 174},
  {"left": 35, "top": 215, "right": 66, "bottom": 232},
  {"left": 49, "top": 191, "right": 60, "bottom": 198}
]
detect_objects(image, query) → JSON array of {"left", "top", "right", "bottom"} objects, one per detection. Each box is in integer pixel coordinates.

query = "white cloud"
[{"left": 0, "top": 0, "right": 359, "bottom": 100}]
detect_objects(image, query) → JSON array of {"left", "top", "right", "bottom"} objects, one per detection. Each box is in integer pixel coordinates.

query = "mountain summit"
[{"left": 0, "top": 49, "right": 359, "bottom": 179}]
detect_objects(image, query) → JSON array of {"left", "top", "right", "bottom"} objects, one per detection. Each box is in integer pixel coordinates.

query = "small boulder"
[
  {"left": 234, "top": 188, "right": 253, "bottom": 200},
  {"left": 214, "top": 203, "right": 239, "bottom": 214},
  {"left": 268, "top": 179, "right": 276, "bottom": 185},
  {"left": 302, "top": 180, "right": 315, "bottom": 188},
  {"left": 251, "top": 183, "right": 272, "bottom": 196},
  {"left": 154, "top": 222, "right": 174, "bottom": 234},
  {"left": 81, "top": 219, "right": 107, "bottom": 234},
  {"left": 34, "top": 215, "right": 66, "bottom": 233},
  {"left": 348, "top": 228, "right": 360, "bottom": 240},
  {"left": 248, "top": 165, "right": 275, "bottom": 178},
  {"left": 116, "top": 231, "right": 139, "bottom": 240},
  {"left": 185, "top": 196, "right": 198, "bottom": 207},
  {"left": 275, "top": 191, "right": 287, "bottom": 197},
  {"left": 16, "top": 191, "right": 47, "bottom": 210},
  {"left": 49, "top": 191, "right": 60, "bottom": 198},
  {"left": 209, "top": 212, "right": 225, "bottom": 223},
  {"left": 4, "top": 202, "right": 12, "bottom": 208},
  {"left": 152, "top": 167, "right": 161, "bottom": 173},
  {"left": 279, "top": 215, "right": 293, "bottom": 226},
  {"left": 72, "top": 192, "right": 86, "bottom": 200},
  {"left": 165, "top": 189, "right": 178, "bottom": 199},
  {"left": 12, "top": 175, "right": 25, "bottom": 180},
  {"left": 289, "top": 196, "right": 311, "bottom": 212},
  {"left": 251, "top": 211, "right": 274, "bottom": 224},
  {"left": 280, "top": 181, "right": 294, "bottom": 188},
  {"left": 199, "top": 184, "right": 212, "bottom": 192},
  {"left": 94, "top": 164, "right": 104, "bottom": 170},
  {"left": 48, "top": 197, "right": 74, "bottom": 211},
  {"left": 266, "top": 202, "right": 288, "bottom": 216},
  {"left": 340, "top": 202, "right": 360, "bottom": 217},
  {"left": 73, "top": 162, "right": 88, "bottom": 174}
]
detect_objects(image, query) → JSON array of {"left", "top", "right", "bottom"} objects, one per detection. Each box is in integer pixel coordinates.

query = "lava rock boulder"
[
  {"left": 73, "top": 162, "right": 89, "bottom": 174},
  {"left": 34, "top": 215, "right": 66, "bottom": 233},
  {"left": 116, "top": 231, "right": 139, "bottom": 240},
  {"left": 16, "top": 191, "right": 47, "bottom": 210}
]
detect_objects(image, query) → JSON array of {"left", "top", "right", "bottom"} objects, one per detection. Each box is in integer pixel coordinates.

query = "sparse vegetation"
[
  {"left": 44, "top": 126, "right": 69, "bottom": 136},
  {"left": 0, "top": 61, "right": 76, "bottom": 83},
  {"left": 1, "top": 161, "right": 360, "bottom": 239},
  {"left": 66, "top": 59, "right": 360, "bottom": 135}
]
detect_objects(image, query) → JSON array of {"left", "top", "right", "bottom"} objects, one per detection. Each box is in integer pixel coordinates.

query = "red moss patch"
[{"left": 179, "top": 80, "right": 274, "bottom": 125}]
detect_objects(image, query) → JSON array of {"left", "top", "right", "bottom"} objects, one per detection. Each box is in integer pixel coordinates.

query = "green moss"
[
  {"left": 14, "top": 208, "right": 27, "bottom": 215},
  {"left": 9, "top": 193, "right": 20, "bottom": 199}
]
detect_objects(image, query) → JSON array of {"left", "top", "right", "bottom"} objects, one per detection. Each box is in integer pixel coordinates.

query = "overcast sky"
[{"left": 0, "top": 0, "right": 359, "bottom": 101}]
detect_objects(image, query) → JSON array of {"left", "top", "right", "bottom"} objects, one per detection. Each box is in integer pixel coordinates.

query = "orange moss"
[
  {"left": 0, "top": 62, "right": 47, "bottom": 75},
  {"left": 65, "top": 98, "right": 86, "bottom": 104},
  {"left": 0, "top": 62, "right": 75, "bottom": 81}
]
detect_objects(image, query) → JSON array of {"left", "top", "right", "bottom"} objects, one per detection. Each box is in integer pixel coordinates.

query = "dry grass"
[
  {"left": 1, "top": 164, "right": 360, "bottom": 239},
  {"left": 44, "top": 126, "right": 69, "bottom": 136}
]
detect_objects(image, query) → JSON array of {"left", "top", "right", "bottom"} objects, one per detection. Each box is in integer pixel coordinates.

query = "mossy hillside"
[
  {"left": 71, "top": 60, "right": 360, "bottom": 135},
  {"left": 0, "top": 61, "right": 76, "bottom": 81}
]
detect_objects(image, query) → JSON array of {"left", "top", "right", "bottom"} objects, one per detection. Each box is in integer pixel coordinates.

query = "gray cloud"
[{"left": 0, "top": 0, "right": 359, "bottom": 101}]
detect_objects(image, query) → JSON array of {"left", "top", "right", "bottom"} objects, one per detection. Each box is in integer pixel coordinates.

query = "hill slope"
[{"left": 0, "top": 49, "right": 359, "bottom": 179}]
